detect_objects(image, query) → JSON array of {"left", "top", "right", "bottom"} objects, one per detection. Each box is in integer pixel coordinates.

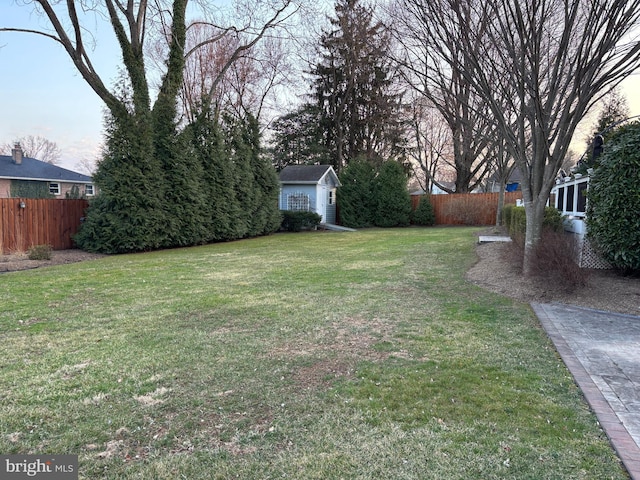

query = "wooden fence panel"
[
  {"left": 0, "top": 198, "right": 88, "bottom": 254},
  {"left": 411, "top": 192, "right": 522, "bottom": 226}
]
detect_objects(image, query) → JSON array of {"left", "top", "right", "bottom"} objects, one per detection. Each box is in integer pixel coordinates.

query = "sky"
[
  {"left": 0, "top": 4, "right": 121, "bottom": 173},
  {"left": 1, "top": 3, "right": 640, "bottom": 174}
]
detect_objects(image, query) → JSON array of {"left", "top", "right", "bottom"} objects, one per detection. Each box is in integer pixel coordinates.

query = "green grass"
[{"left": 0, "top": 228, "right": 626, "bottom": 479}]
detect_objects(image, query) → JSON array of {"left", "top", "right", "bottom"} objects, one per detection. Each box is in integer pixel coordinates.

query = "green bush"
[
  {"left": 337, "top": 159, "right": 376, "bottom": 228},
  {"left": 507, "top": 206, "right": 564, "bottom": 237},
  {"left": 502, "top": 203, "right": 515, "bottom": 229},
  {"left": 412, "top": 195, "right": 436, "bottom": 226},
  {"left": 586, "top": 121, "right": 640, "bottom": 272},
  {"left": 371, "top": 160, "right": 412, "bottom": 228},
  {"left": 507, "top": 206, "right": 526, "bottom": 236},
  {"left": 280, "top": 211, "right": 322, "bottom": 232},
  {"left": 543, "top": 206, "right": 564, "bottom": 232},
  {"left": 28, "top": 244, "right": 53, "bottom": 260}
]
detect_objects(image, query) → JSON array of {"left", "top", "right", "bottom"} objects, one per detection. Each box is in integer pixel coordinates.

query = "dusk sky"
[{"left": 1, "top": 3, "right": 639, "bottom": 173}]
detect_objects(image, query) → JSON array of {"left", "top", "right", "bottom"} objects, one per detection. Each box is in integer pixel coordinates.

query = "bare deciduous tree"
[
  {"left": 1, "top": 1, "right": 301, "bottom": 121},
  {"left": 390, "top": 0, "right": 495, "bottom": 193},
  {"left": 411, "top": 0, "right": 640, "bottom": 274},
  {"left": 407, "top": 97, "right": 453, "bottom": 194},
  {"left": 2, "top": 135, "right": 61, "bottom": 164},
  {"left": 178, "top": 23, "right": 294, "bottom": 125}
]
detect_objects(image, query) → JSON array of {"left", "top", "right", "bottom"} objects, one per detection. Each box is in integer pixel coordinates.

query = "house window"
[
  {"left": 567, "top": 184, "right": 575, "bottom": 212},
  {"left": 577, "top": 182, "right": 587, "bottom": 213},
  {"left": 328, "top": 189, "right": 335, "bottom": 205},
  {"left": 287, "top": 192, "right": 310, "bottom": 211},
  {"left": 85, "top": 184, "right": 95, "bottom": 196},
  {"left": 49, "top": 183, "right": 60, "bottom": 195},
  {"left": 557, "top": 186, "right": 564, "bottom": 211}
]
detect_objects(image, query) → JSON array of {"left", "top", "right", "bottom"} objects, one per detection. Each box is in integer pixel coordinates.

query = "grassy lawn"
[{"left": 0, "top": 228, "right": 626, "bottom": 479}]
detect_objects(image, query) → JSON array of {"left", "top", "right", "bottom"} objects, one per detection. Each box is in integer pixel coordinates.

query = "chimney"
[{"left": 11, "top": 143, "right": 23, "bottom": 165}]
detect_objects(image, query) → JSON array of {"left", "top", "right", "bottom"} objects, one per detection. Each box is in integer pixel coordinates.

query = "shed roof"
[
  {"left": 279, "top": 165, "right": 340, "bottom": 185},
  {"left": 0, "top": 155, "right": 92, "bottom": 183}
]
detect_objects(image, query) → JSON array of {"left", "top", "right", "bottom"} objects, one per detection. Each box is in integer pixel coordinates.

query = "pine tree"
[{"left": 312, "top": 0, "right": 406, "bottom": 172}]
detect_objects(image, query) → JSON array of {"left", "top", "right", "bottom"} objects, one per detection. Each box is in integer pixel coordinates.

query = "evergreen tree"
[
  {"left": 578, "top": 89, "right": 630, "bottom": 173},
  {"left": 372, "top": 160, "right": 412, "bottom": 227},
  {"left": 311, "top": 0, "right": 406, "bottom": 172},
  {"left": 189, "top": 113, "right": 244, "bottom": 242},
  {"left": 337, "top": 159, "right": 376, "bottom": 228},
  {"left": 586, "top": 121, "right": 640, "bottom": 272},
  {"left": 270, "top": 104, "right": 330, "bottom": 170},
  {"left": 75, "top": 111, "right": 167, "bottom": 253},
  {"left": 413, "top": 195, "right": 436, "bottom": 226},
  {"left": 243, "top": 115, "right": 282, "bottom": 236}
]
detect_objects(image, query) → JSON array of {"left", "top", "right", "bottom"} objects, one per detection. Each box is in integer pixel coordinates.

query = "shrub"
[
  {"left": 586, "top": 121, "right": 640, "bottom": 272},
  {"left": 507, "top": 206, "right": 526, "bottom": 236},
  {"left": 504, "top": 229, "right": 589, "bottom": 291},
  {"left": 507, "top": 206, "right": 564, "bottom": 237},
  {"left": 337, "top": 159, "right": 376, "bottom": 228},
  {"left": 542, "top": 206, "right": 564, "bottom": 232},
  {"left": 371, "top": 160, "right": 412, "bottom": 228},
  {"left": 280, "top": 211, "right": 322, "bottom": 232},
  {"left": 502, "top": 203, "right": 515, "bottom": 229},
  {"left": 28, "top": 244, "right": 53, "bottom": 261},
  {"left": 531, "top": 230, "right": 589, "bottom": 291},
  {"left": 412, "top": 195, "right": 436, "bottom": 226}
]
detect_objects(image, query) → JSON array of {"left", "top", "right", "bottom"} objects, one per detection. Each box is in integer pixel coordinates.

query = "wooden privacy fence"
[
  {"left": 411, "top": 191, "right": 522, "bottom": 226},
  {"left": 0, "top": 198, "right": 88, "bottom": 254}
]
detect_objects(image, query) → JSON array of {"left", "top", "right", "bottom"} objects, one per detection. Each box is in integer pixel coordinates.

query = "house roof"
[
  {"left": 279, "top": 164, "right": 341, "bottom": 186},
  {"left": 0, "top": 155, "right": 92, "bottom": 183}
]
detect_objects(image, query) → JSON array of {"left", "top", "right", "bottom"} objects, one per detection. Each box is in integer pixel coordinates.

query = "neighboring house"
[
  {"left": 486, "top": 168, "right": 523, "bottom": 193},
  {"left": 0, "top": 143, "right": 96, "bottom": 198},
  {"left": 279, "top": 165, "right": 341, "bottom": 224},
  {"left": 410, "top": 181, "right": 454, "bottom": 196}
]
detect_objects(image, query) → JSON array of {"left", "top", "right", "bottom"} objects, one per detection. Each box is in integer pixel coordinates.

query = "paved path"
[{"left": 532, "top": 303, "right": 640, "bottom": 479}]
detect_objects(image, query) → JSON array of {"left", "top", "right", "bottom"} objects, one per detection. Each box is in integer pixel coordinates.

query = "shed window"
[
  {"left": 49, "top": 183, "right": 60, "bottom": 195},
  {"left": 287, "top": 192, "right": 310, "bottom": 211},
  {"left": 85, "top": 184, "right": 95, "bottom": 196},
  {"left": 329, "top": 189, "right": 335, "bottom": 205}
]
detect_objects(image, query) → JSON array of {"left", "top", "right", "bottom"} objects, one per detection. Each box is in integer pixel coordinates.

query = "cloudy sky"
[{"left": 1, "top": 3, "right": 639, "bottom": 173}]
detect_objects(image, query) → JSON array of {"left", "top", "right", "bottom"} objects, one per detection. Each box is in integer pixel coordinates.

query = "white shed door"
[{"left": 317, "top": 185, "right": 327, "bottom": 222}]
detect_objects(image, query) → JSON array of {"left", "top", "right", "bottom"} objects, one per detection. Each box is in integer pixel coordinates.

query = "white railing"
[{"left": 551, "top": 174, "right": 589, "bottom": 223}]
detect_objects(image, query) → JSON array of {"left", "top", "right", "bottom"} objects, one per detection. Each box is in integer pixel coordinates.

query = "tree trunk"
[
  {"left": 522, "top": 198, "right": 546, "bottom": 277},
  {"left": 495, "top": 184, "right": 505, "bottom": 226}
]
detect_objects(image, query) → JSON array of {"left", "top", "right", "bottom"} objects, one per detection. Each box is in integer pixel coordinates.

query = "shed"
[{"left": 279, "top": 165, "right": 341, "bottom": 224}]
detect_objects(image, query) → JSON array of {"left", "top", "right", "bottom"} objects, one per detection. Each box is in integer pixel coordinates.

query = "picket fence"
[
  {"left": 412, "top": 191, "right": 522, "bottom": 226},
  {"left": 0, "top": 198, "right": 88, "bottom": 254}
]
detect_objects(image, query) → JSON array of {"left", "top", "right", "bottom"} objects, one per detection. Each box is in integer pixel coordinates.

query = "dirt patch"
[
  {"left": 466, "top": 231, "right": 640, "bottom": 316},
  {"left": 0, "top": 249, "right": 105, "bottom": 273}
]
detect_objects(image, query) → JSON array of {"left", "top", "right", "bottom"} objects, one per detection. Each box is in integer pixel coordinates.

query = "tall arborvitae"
[
  {"left": 152, "top": 13, "right": 209, "bottom": 248},
  {"left": 337, "top": 159, "right": 376, "bottom": 228},
  {"left": 222, "top": 116, "right": 255, "bottom": 239},
  {"left": 243, "top": 114, "right": 282, "bottom": 236},
  {"left": 75, "top": 110, "right": 168, "bottom": 253},
  {"left": 372, "top": 160, "right": 412, "bottom": 227},
  {"left": 189, "top": 112, "right": 245, "bottom": 242},
  {"left": 76, "top": 1, "right": 188, "bottom": 253}
]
